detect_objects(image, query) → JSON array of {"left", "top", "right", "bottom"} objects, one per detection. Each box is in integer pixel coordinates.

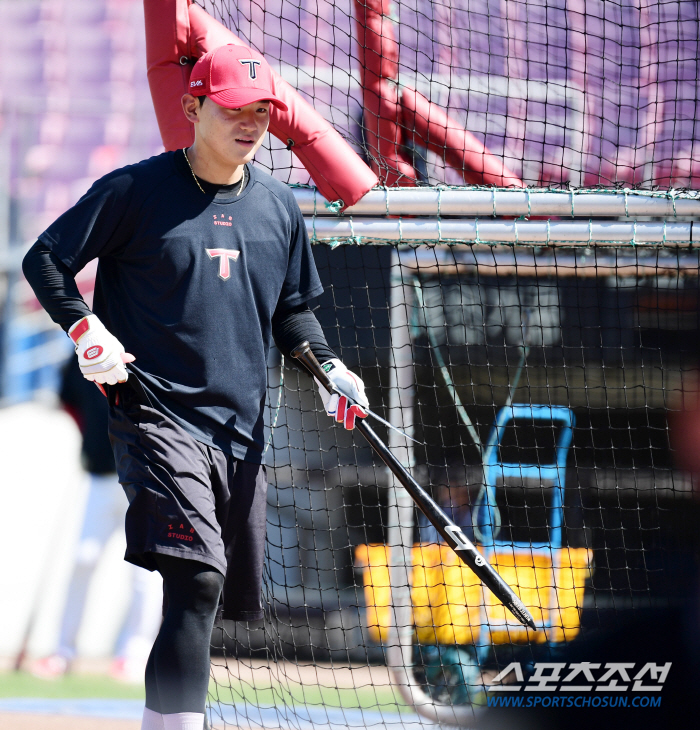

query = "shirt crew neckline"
[{"left": 173, "top": 149, "right": 257, "bottom": 205}]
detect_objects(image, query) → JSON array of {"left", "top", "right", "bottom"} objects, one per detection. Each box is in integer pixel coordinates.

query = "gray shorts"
[{"left": 107, "top": 382, "right": 267, "bottom": 621}]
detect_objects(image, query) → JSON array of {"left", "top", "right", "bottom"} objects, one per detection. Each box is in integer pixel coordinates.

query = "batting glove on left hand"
[
  {"left": 68, "top": 314, "right": 135, "bottom": 385},
  {"left": 315, "top": 358, "right": 369, "bottom": 430}
]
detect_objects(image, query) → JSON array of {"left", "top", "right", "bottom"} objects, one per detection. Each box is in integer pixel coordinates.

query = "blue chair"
[
  {"left": 471, "top": 404, "right": 576, "bottom": 652},
  {"left": 475, "top": 404, "right": 575, "bottom": 554}
]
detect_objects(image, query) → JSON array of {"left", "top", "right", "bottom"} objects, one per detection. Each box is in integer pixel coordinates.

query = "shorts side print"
[{"left": 108, "top": 384, "right": 268, "bottom": 620}]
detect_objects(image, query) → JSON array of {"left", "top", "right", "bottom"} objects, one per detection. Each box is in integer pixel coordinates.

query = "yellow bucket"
[{"left": 355, "top": 543, "right": 592, "bottom": 645}]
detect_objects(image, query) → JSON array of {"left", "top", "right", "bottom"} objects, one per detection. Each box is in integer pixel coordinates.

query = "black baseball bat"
[{"left": 291, "top": 341, "right": 536, "bottom": 631}]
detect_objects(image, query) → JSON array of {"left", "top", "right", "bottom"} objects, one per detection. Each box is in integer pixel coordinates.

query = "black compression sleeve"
[
  {"left": 271, "top": 303, "right": 336, "bottom": 364},
  {"left": 147, "top": 554, "right": 223, "bottom": 714},
  {"left": 22, "top": 242, "right": 91, "bottom": 333}
]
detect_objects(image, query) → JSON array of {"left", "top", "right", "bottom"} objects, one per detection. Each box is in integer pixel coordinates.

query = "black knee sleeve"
[
  {"left": 145, "top": 555, "right": 224, "bottom": 714},
  {"left": 167, "top": 566, "right": 223, "bottom": 614}
]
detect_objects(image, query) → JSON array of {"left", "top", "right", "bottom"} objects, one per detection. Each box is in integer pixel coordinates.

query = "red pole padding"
[
  {"left": 144, "top": 0, "right": 377, "bottom": 209},
  {"left": 353, "top": 0, "right": 523, "bottom": 188},
  {"left": 354, "top": 0, "right": 415, "bottom": 186},
  {"left": 143, "top": 0, "right": 193, "bottom": 150},
  {"left": 401, "top": 87, "right": 524, "bottom": 188}
]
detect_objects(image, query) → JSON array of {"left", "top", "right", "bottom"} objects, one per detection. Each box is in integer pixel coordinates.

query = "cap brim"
[{"left": 208, "top": 88, "right": 288, "bottom": 113}]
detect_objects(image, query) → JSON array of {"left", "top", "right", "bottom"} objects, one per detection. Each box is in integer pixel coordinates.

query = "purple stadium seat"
[
  {"left": 0, "top": 1, "right": 41, "bottom": 25},
  {"left": 63, "top": 117, "right": 107, "bottom": 147},
  {"left": 3, "top": 0, "right": 700, "bottom": 237},
  {"left": 64, "top": 2, "right": 108, "bottom": 26}
]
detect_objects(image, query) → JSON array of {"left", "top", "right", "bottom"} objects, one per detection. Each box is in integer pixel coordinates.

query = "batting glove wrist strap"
[
  {"left": 68, "top": 315, "right": 130, "bottom": 385},
  {"left": 315, "top": 358, "right": 369, "bottom": 430}
]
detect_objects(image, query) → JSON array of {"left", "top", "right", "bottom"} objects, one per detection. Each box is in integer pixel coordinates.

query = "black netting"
[
  {"left": 179, "top": 2, "right": 700, "bottom": 726},
  {"left": 194, "top": 0, "right": 700, "bottom": 189},
  {"left": 205, "top": 240, "right": 699, "bottom": 727}
]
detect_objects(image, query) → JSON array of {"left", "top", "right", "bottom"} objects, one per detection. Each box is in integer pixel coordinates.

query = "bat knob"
[{"left": 290, "top": 341, "right": 311, "bottom": 359}]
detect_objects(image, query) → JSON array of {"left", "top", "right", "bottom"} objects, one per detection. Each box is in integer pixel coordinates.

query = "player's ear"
[{"left": 181, "top": 93, "right": 201, "bottom": 124}]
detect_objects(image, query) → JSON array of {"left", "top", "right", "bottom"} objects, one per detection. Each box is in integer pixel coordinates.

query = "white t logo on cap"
[{"left": 239, "top": 59, "right": 261, "bottom": 80}]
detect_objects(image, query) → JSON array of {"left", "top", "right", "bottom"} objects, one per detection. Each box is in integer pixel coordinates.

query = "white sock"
[
  {"left": 162, "top": 712, "right": 205, "bottom": 730},
  {"left": 141, "top": 707, "right": 165, "bottom": 730}
]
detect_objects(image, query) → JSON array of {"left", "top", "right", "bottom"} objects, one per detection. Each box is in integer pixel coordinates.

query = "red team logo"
[
  {"left": 213, "top": 213, "right": 233, "bottom": 227},
  {"left": 206, "top": 248, "right": 241, "bottom": 280},
  {"left": 84, "top": 345, "right": 104, "bottom": 360},
  {"left": 168, "top": 523, "right": 196, "bottom": 542}
]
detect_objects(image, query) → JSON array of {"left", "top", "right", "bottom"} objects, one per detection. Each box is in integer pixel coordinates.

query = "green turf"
[
  {"left": 209, "top": 680, "right": 407, "bottom": 714},
  {"left": 0, "top": 671, "right": 408, "bottom": 714},
  {"left": 0, "top": 671, "right": 145, "bottom": 700}
]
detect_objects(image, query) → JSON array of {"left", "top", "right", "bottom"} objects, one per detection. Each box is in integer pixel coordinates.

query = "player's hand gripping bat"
[{"left": 291, "top": 341, "right": 537, "bottom": 631}]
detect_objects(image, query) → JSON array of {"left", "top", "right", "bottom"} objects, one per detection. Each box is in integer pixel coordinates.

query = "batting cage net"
[
  {"left": 3, "top": 0, "right": 695, "bottom": 726},
  {"left": 177, "top": 1, "right": 700, "bottom": 728},
  {"left": 193, "top": 0, "right": 700, "bottom": 190},
  {"left": 208, "top": 240, "right": 698, "bottom": 728}
]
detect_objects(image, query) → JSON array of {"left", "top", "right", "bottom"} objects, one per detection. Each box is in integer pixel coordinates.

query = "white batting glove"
[
  {"left": 68, "top": 314, "right": 135, "bottom": 385},
  {"left": 315, "top": 359, "right": 369, "bottom": 430}
]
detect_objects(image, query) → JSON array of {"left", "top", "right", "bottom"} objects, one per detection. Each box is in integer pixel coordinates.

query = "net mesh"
[
  {"left": 204, "top": 240, "right": 698, "bottom": 729},
  {"left": 181, "top": 1, "right": 700, "bottom": 726},
  {"left": 193, "top": 0, "right": 700, "bottom": 189}
]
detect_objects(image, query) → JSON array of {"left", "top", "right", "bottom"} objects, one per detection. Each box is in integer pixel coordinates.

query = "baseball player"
[{"left": 23, "top": 45, "right": 368, "bottom": 730}]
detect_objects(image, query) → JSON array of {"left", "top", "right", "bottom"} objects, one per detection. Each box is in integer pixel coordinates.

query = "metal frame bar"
[
  {"left": 385, "top": 258, "right": 478, "bottom": 726},
  {"left": 305, "top": 217, "right": 696, "bottom": 245},
  {"left": 294, "top": 187, "right": 700, "bottom": 218}
]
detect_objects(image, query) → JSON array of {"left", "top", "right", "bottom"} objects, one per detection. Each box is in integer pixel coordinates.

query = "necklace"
[{"left": 182, "top": 148, "right": 246, "bottom": 196}]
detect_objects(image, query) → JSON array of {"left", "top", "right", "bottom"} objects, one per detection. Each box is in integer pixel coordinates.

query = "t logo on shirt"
[{"left": 206, "top": 249, "right": 241, "bottom": 280}]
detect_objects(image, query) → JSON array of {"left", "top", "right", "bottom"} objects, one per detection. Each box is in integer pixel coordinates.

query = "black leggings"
[{"left": 145, "top": 554, "right": 224, "bottom": 714}]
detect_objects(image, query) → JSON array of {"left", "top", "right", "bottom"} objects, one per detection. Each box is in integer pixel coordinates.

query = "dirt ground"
[{"left": 0, "top": 715, "right": 140, "bottom": 730}]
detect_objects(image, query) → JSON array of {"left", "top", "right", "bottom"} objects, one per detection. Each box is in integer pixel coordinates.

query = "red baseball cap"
[{"left": 188, "top": 45, "right": 288, "bottom": 112}]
